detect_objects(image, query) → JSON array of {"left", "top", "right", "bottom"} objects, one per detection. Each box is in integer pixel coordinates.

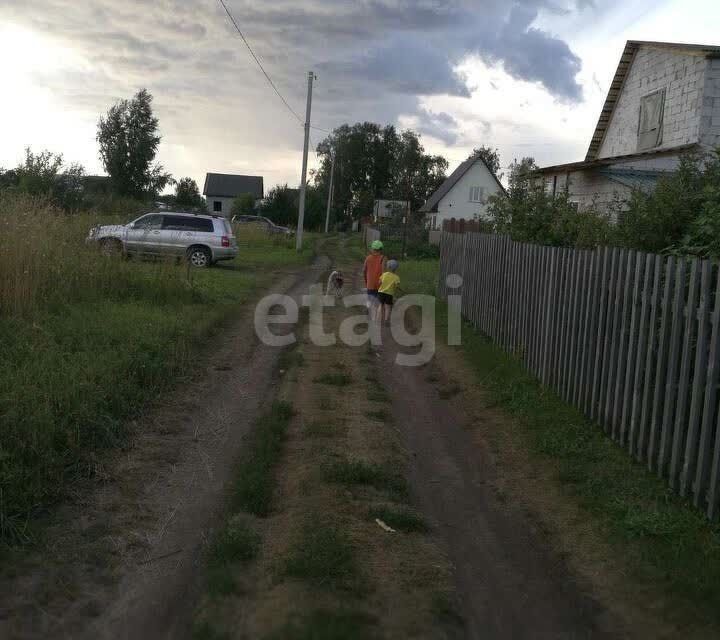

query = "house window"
[
  {"left": 213, "top": 200, "right": 222, "bottom": 213},
  {"left": 545, "top": 176, "right": 557, "bottom": 197},
  {"left": 430, "top": 214, "right": 438, "bottom": 230},
  {"left": 469, "top": 186, "right": 485, "bottom": 202},
  {"left": 637, "top": 88, "right": 665, "bottom": 151}
]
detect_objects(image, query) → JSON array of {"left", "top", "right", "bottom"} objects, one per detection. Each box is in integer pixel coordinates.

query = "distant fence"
[
  {"left": 363, "top": 226, "right": 381, "bottom": 248},
  {"left": 438, "top": 232, "right": 720, "bottom": 520},
  {"left": 442, "top": 218, "right": 487, "bottom": 234}
]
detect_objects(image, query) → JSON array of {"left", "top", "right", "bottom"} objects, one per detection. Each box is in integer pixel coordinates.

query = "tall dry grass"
[
  {"left": 0, "top": 194, "right": 204, "bottom": 543},
  {"left": 0, "top": 192, "right": 195, "bottom": 318}
]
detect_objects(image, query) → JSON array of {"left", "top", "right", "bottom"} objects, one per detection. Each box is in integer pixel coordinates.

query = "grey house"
[
  {"left": 536, "top": 40, "right": 720, "bottom": 213},
  {"left": 203, "top": 173, "right": 264, "bottom": 218}
]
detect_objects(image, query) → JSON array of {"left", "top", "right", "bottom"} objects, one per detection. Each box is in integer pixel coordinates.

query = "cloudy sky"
[{"left": 1, "top": 0, "right": 719, "bottom": 192}]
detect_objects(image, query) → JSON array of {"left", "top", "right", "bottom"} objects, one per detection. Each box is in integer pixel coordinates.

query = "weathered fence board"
[{"left": 438, "top": 232, "right": 720, "bottom": 520}]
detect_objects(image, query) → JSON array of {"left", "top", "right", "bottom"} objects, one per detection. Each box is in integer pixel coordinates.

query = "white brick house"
[
  {"left": 419, "top": 152, "right": 506, "bottom": 228},
  {"left": 537, "top": 41, "right": 720, "bottom": 213}
]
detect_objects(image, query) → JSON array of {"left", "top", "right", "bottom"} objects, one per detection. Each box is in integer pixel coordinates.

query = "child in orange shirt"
[{"left": 363, "top": 240, "right": 386, "bottom": 317}]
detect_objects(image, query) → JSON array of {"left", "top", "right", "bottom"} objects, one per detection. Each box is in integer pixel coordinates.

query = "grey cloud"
[
  {"left": 415, "top": 109, "right": 460, "bottom": 145},
  {"left": 0, "top": 0, "right": 588, "bottom": 185}
]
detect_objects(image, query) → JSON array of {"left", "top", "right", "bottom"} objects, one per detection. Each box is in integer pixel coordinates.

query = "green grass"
[
  {"left": 192, "top": 620, "right": 230, "bottom": 640},
  {"left": 313, "top": 373, "right": 353, "bottom": 387},
  {"left": 431, "top": 592, "right": 465, "bottom": 629},
  {"left": 267, "top": 609, "right": 377, "bottom": 640},
  {"left": 323, "top": 458, "right": 408, "bottom": 497},
  {"left": 305, "top": 421, "right": 340, "bottom": 438},
  {"left": 368, "top": 506, "right": 427, "bottom": 533},
  {"left": 283, "top": 520, "right": 363, "bottom": 592},
  {"left": 1, "top": 214, "right": 316, "bottom": 545},
  {"left": 232, "top": 402, "right": 295, "bottom": 517},
  {"left": 366, "top": 389, "right": 390, "bottom": 403},
  {"left": 206, "top": 514, "right": 261, "bottom": 596},
  {"left": 402, "top": 257, "right": 720, "bottom": 630},
  {"left": 365, "top": 408, "right": 392, "bottom": 422}
]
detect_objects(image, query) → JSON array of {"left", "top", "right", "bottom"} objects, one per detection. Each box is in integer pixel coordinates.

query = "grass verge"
[
  {"left": 323, "top": 458, "right": 408, "bottom": 498},
  {"left": 1, "top": 203, "right": 316, "bottom": 544},
  {"left": 403, "top": 257, "right": 720, "bottom": 629},
  {"left": 368, "top": 506, "right": 427, "bottom": 533},
  {"left": 232, "top": 401, "right": 295, "bottom": 517},
  {"left": 283, "top": 519, "right": 364, "bottom": 592},
  {"left": 266, "top": 609, "right": 377, "bottom": 640}
]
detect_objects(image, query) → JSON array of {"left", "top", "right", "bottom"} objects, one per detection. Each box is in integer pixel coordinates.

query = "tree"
[
  {"left": 15, "top": 147, "right": 64, "bottom": 196},
  {"left": 53, "top": 162, "right": 86, "bottom": 211},
  {"left": 174, "top": 177, "right": 203, "bottom": 208},
  {"left": 473, "top": 145, "right": 502, "bottom": 180},
  {"left": 11, "top": 147, "right": 86, "bottom": 211},
  {"left": 258, "top": 184, "right": 327, "bottom": 230},
  {"left": 486, "top": 156, "right": 611, "bottom": 249},
  {"left": 231, "top": 193, "right": 256, "bottom": 217},
  {"left": 314, "top": 123, "right": 448, "bottom": 220},
  {"left": 97, "top": 89, "right": 172, "bottom": 198}
]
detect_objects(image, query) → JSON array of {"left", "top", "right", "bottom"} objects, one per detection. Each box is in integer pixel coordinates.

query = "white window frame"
[{"left": 469, "top": 186, "right": 485, "bottom": 203}]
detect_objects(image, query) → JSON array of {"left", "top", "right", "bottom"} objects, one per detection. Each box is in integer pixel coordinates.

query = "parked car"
[
  {"left": 86, "top": 212, "right": 238, "bottom": 267},
  {"left": 231, "top": 215, "right": 293, "bottom": 235}
]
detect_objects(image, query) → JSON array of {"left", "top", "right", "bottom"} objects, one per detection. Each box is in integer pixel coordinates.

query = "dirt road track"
[
  {"left": 0, "top": 256, "right": 327, "bottom": 640},
  {"left": 376, "top": 313, "right": 623, "bottom": 639}
]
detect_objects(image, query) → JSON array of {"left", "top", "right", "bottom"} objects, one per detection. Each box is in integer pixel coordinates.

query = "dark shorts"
[
  {"left": 377, "top": 291, "right": 394, "bottom": 306},
  {"left": 366, "top": 289, "right": 379, "bottom": 298}
]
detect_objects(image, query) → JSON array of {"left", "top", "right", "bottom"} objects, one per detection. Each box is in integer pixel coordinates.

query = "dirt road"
[
  {"left": 377, "top": 332, "right": 619, "bottom": 639},
  {"left": 3, "top": 246, "right": 663, "bottom": 639}
]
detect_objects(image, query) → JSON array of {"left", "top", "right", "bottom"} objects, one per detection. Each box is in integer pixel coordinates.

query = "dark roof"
[
  {"left": 535, "top": 143, "right": 697, "bottom": 174},
  {"left": 203, "top": 173, "right": 264, "bottom": 198},
  {"left": 419, "top": 152, "right": 506, "bottom": 213},
  {"left": 585, "top": 40, "right": 720, "bottom": 161}
]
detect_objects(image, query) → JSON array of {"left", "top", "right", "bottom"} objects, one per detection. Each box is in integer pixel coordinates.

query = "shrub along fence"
[{"left": 438, "top": 231, "right": 720, "bottom": 520}]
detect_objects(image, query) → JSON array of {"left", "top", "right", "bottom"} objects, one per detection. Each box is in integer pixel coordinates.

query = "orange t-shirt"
[{"left": 363, "top": 254, "right": 384, "bottom": 290}]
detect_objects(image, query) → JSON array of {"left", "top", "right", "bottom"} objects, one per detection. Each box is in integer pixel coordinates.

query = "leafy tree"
[
  {"left": 0, "top": 168, "right": 18, "bottom": 190},
  {"left": 612, "top": 150, "right": 709, "bottom": 254},
  {"left": 315, "top": 123, "right": 448, "bottom": 220},
  {"left": 53, "top": 162, "right": 86, "bottom": 211},
  {"left": 174, "top": 177, "right": 203, "bottom": 208},
  {"left": 473, "top": 145, "right": 502, "bottom": 180},
  {"left": 486, "top": 156, "right": 611, "bottom": 248},
  {"left": 15, "top": 147, "right": 64, "bottom": 196},
  {"left": 677, "top": 149, "right": 720, "bottom": 258},
  {"left": 258, "top": 184, "right": 327, "bottom": 230},
  {"left": 10, "top": 147, "right": 86, "bottom": 210},
  {"left": 97, "top": 89, "right": 172, "bottom": 198},
  {"left": 231, "top": 192, "right": 256, "bottom": 217}
]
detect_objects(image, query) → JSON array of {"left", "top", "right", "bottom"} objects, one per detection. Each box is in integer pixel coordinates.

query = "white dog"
[{"left": 326, "top": 270, "right": 345, "bottom": 298}]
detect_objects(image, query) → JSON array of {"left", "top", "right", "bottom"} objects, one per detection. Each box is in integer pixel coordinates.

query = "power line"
[{"left": 217, "top": 0, "right": 304, "bottom": 124}]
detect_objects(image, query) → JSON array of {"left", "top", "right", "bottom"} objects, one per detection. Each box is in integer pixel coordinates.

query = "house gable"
[
  {"left": 419, "top": 153, "right": 505, "bottom": 220},
  {"left": 587, "top": 40, "right": 720, "bottom": 161},
  {"left": 428, "top": 156, "right": 505, "bottom": 223}
]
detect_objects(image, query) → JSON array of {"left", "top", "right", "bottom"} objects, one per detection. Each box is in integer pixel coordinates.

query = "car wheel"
[
  {"left": 187, "top": 246, "right": 211, "bottom": 268},
  {"left": 99, "top": 238, "right": 122, "bottom": 257}
]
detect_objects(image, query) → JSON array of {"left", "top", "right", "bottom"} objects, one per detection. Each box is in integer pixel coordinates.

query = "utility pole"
[
  {"left": 324, "top": 150, "right": 335, "bottom": 233},
  {"left": 296, "top": 71, "right": 315, "bottom": 251},
  {"left": 401, "top": 170, "right": 411, "bottom": 258}
]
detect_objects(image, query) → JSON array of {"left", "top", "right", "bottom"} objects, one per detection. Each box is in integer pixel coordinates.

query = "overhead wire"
[{"left": 216, "top": 0, "right": 304, "bottom": 125}]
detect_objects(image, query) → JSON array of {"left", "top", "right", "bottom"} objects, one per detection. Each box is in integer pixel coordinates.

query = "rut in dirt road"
[{"left": 368, "top": 293, "right": 623, "bottom": 639}]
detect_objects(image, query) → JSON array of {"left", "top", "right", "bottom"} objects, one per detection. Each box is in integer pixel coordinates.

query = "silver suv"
[{"left": 87, "top": 212, "right": 238, "bottom": 267}]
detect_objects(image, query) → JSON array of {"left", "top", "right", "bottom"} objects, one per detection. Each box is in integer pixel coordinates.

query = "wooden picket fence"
[{"left": 438, "top": 232, "right": 720, "bottom": 520}]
